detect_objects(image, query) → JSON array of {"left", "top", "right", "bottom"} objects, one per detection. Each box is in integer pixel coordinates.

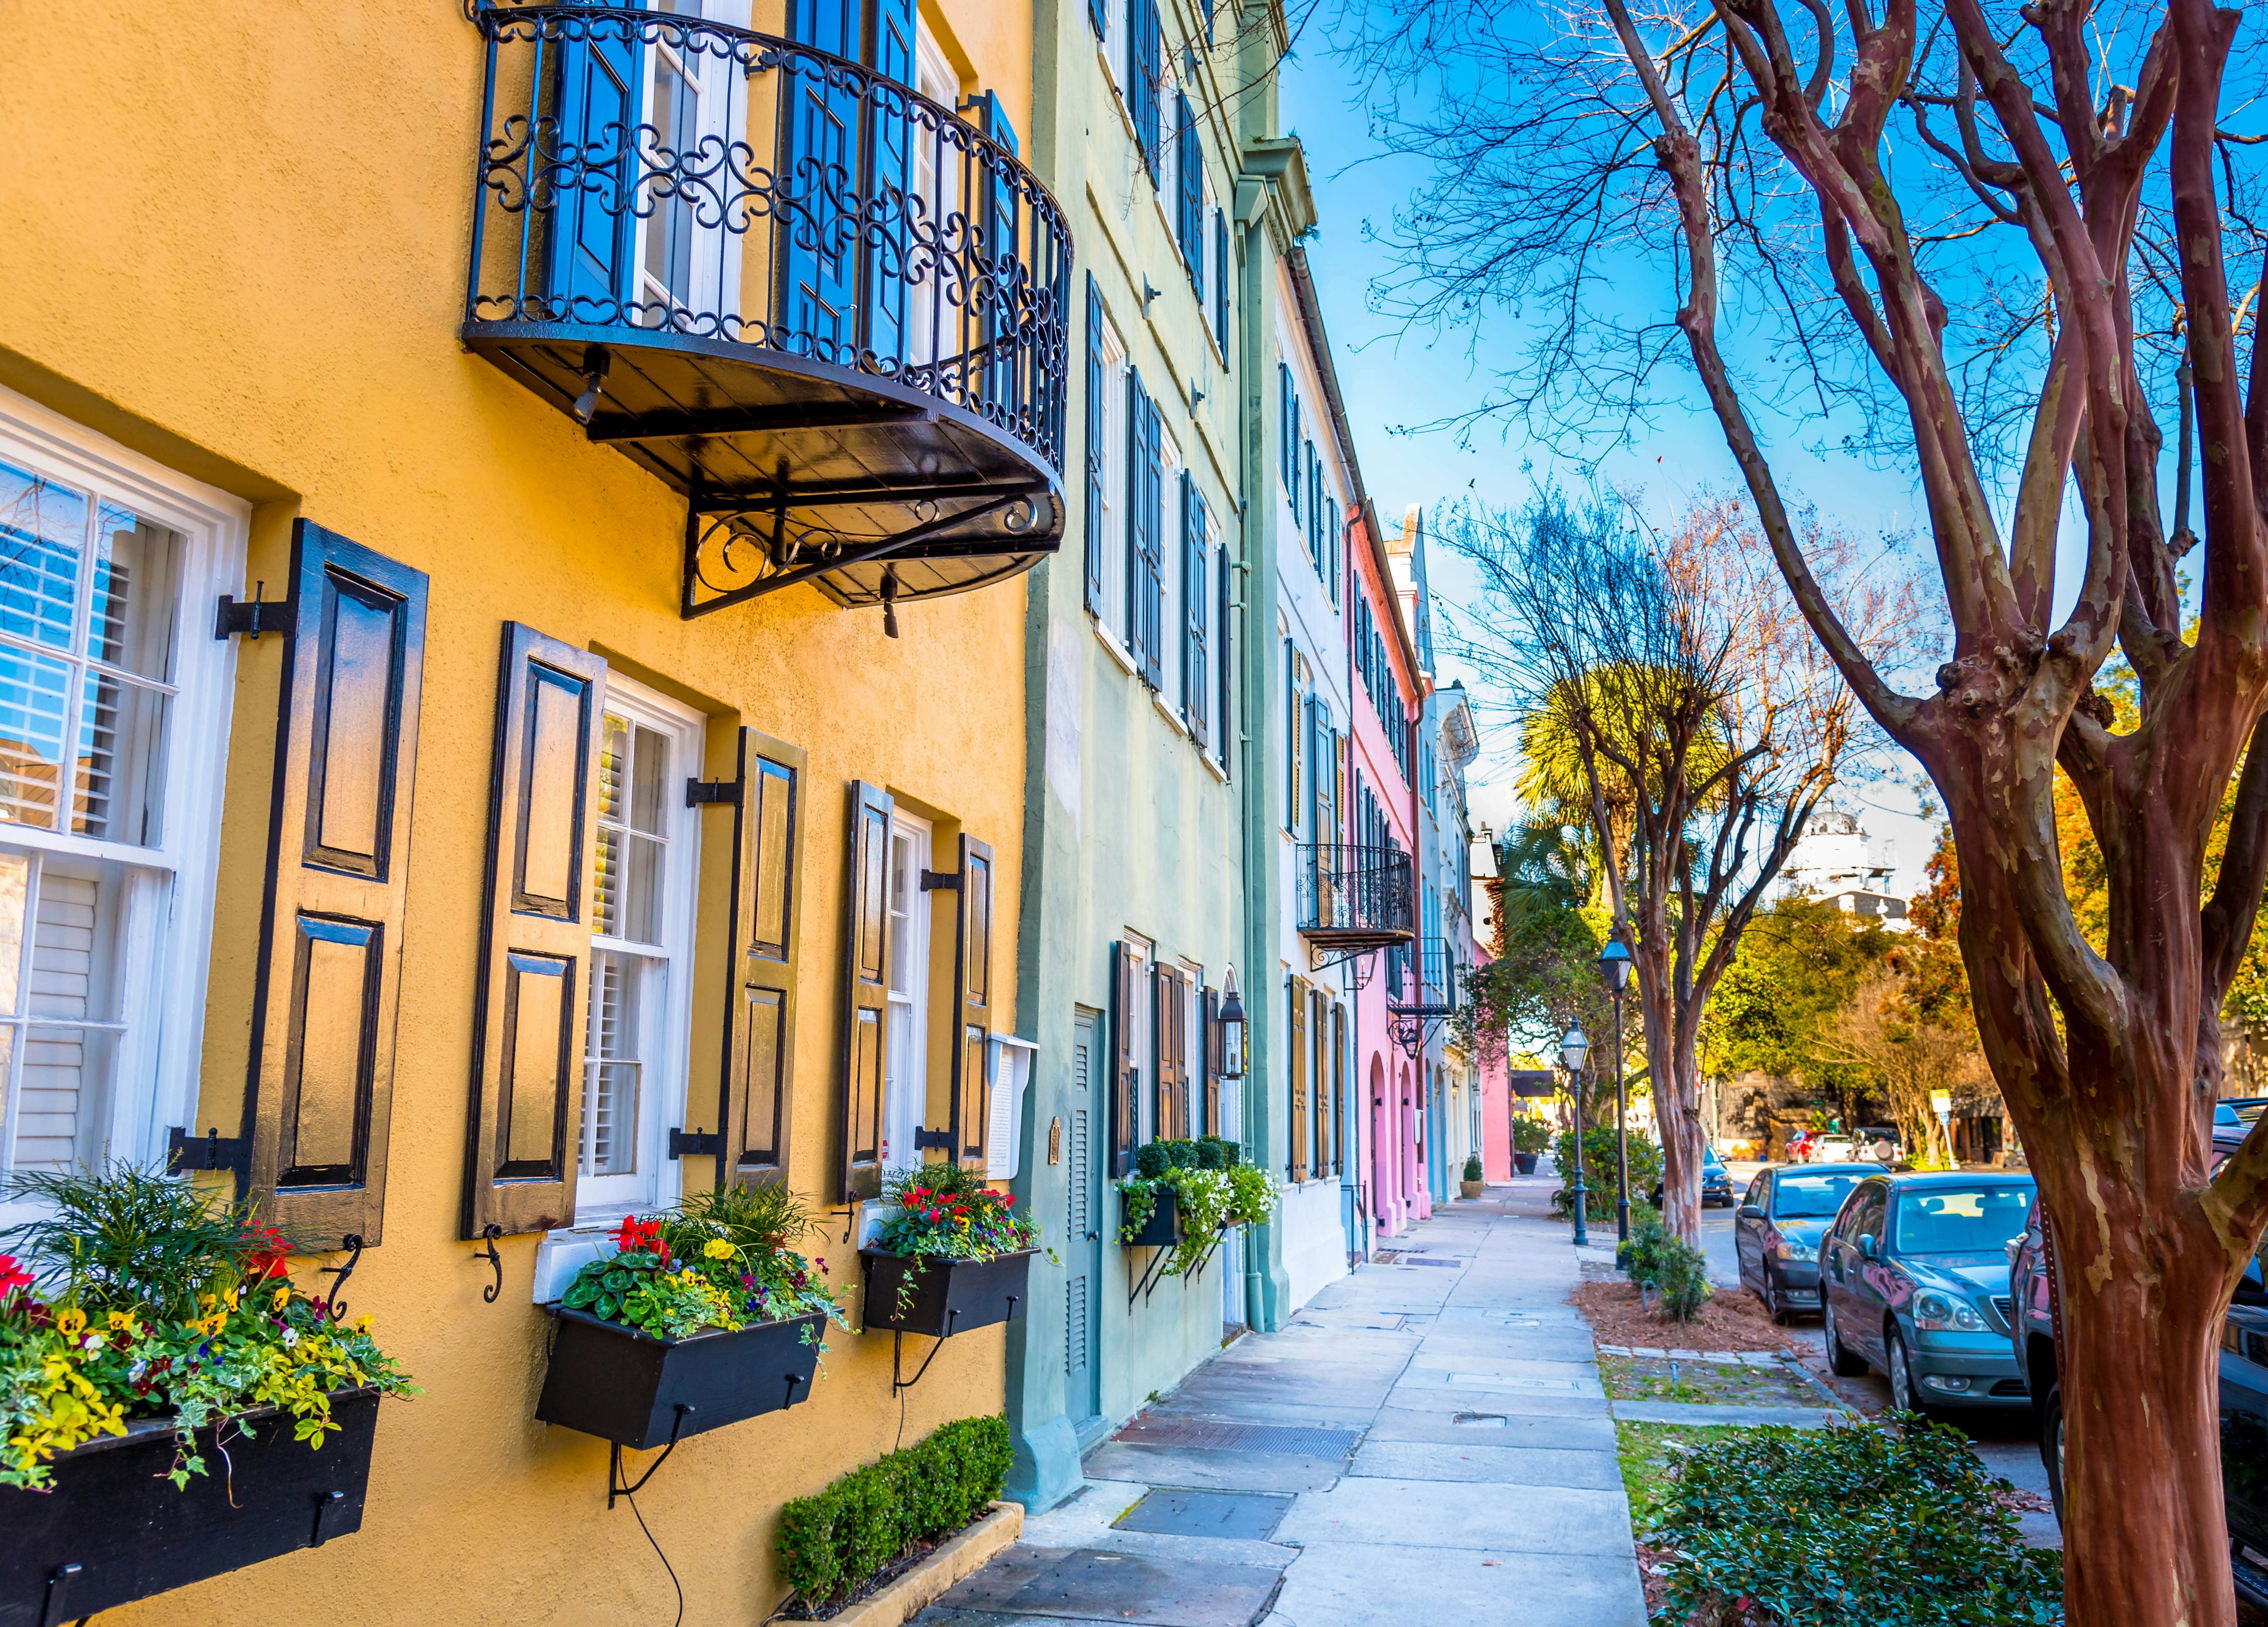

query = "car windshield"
[
  {"left": 1772, "top": 1170, "right": 1866, "bottom": 1218},
  {"left": 1894, "top": 1186, "right": 2035, "bottom": 1254}
]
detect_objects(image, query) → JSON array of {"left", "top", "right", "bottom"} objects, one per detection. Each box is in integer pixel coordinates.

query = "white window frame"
[
  {"left": 882, "top": 808, "right": 934, "bottom": 1175},
  {"left": 1094, "top": 315, "right": 1129, "bottom": 642},
  {"left": 636, "top": 1, "right": 747, "bottom": 324},
  {"left": 1156, "top": 420, "right": 1185, "bottom": 706},
  {"left": 575, "top": 671, "right": 705, "bottom": 1221},
  {"left": 1123, "top": 932, "right": 1153, "bottom": 1143},
  {"left": 0, "top": 385, "right": 245, "bottom": 1222}
]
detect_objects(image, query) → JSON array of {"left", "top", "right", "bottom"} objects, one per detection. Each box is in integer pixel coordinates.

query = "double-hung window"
[
  {"left": 881, "top": 810, "right": 934, "bottom": 1173},
  {"left": 0, "top": 394, "right": 242, "bottom": 1199},
  {"left": 578, "top": 674, "right": 703, "bottom": 1217}
]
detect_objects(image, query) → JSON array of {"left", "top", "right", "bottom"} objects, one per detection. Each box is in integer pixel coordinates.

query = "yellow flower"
[
  {"left": 353, "top": 1314, "right": 373, "bottom": 1335},
  {"left": 106, "top": 1310, "right": 137, "bottom": 1336},
  {"left": 221, "top": 1287, "right": 239, "bottom": 1310},
  {"left": 53, "top": 1309, "right": 85, "bottom": 1338},
  {"left": 272, "top": 1287, "right": 291, "bottom": 1312},
  {"left": 702, "top": 1238, "right": 735, "bottom": 1260},
  {"left": 193, "top": 1313, "right": 226, "bottom": 1337}
]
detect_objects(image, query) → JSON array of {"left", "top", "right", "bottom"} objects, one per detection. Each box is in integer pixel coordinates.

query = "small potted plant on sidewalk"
[
  {"left": 1460, "top": 1156, "right": 1487, "bottom": 1199},
  {"left": 1117, "top": 1137, "right": 1275, "bottom": 1280},
  {"left": 859, "top": 1166, "right": 1040, "bottom": 1338},
  {"left": 537, "top": 1184, "right": 844, "bottom": 1450},
  {"left": 1511, "top": 1118, "right": 1550, "bottom": 1176},
  {"left": 1, "top": 1162, "right": 416, "bottom": 1622}
]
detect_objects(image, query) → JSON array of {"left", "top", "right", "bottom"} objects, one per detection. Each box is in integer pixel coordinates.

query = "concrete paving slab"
[
  {"left": 1362, "top": 1408, "right": 1618, "bottom": 1452},
  {"left": 1275, "top": 1476, "right": 1635, "bottom": 1556},
  {"left": 934, "top": 1546, "right": 1282, "bottom": 1627},
  {"left": 1348, "top": 1437, "right": 1624, "bottom": 1489},
  {"left": 1082, "top": 1443, "right": 1349, "bottom": 1494},
  {"left": 1611, "top": 1400, "right": 1854, "bottom": 1427},
  {"left": 1376, "top": 1385, "right": 1612, "bottom": 1420},
  {"left": 1117, "top": 1489, "right": 1294, "bottom": 1541},
  {"left": 1263, "top": 1543, "right": 1647, "bottom": 1627}
]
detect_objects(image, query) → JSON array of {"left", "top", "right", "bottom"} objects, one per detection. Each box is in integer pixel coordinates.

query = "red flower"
[{"left": 0, "top": 1254, "right": 30, "bottom": 1300}]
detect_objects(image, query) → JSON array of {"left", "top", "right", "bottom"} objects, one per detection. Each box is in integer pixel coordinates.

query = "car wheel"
[
  {"left": 1823, "top": 1295, "right": 1868, "bottom": 1377},
  {"left": 1886, "top": 1326, "right": 1925, "bottom": 1416},
  {"left": 2039, "top": 1382, "right": 2066, "bottom": 1529}
]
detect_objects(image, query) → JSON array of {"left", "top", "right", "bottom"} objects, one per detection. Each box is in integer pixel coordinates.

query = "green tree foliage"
[{"left": 1700, "top": 894, "right": 1894, "bottom": 1121}]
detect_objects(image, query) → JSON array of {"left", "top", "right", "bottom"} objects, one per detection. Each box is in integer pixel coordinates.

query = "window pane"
[
  {"left": 89, "top": 508, "right": 182, "bottom": 683},
  {"left": 617, "top": 833, "right": 660, "bottom": 945},
  {"left": 0, "top": 461, "right": 84, "bottom": 651},
  {"left": 629, "top": 723, "right": 666, "bottom": 836},
  {"left": 597, "top": 713, "right": 629, "bottom": 822},
  {"left": 584, "top": 949, "right": 643, "bottom": 1178},
  {"left": 74, "top": 671, "right": 168, "bottom": 847},
  {"left": 0, "top": 646, "right": 73, "bottom": 830},
  {"left": 30, "top": 862, "right": 123, "bottom": 1023},
  {"left": 14, "top": 1028, "right": 119, "bottom": 1175},
  {"left": 594, "top": 826, "right": 623, "bottom": 938},
  {"left": 0, "top": 853, "right": 24, "bottom": 1013}
]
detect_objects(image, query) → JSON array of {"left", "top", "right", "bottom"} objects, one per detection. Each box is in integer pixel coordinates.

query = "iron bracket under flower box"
[
  {"left": 536, "top": 1306, "right": 826, "bottom": 1455},
  {"left": 0, "top": 1385, "right": 381, "bottom": 1627}
]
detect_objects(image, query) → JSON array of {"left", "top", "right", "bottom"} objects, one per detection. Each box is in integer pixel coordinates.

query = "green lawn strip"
[
  {"left": 1599, "top": 1352, "right": 1826, "bottom": 1408},
  {"left": 1614, "top": 1419, "right": 1749, "bottom": 1533}
]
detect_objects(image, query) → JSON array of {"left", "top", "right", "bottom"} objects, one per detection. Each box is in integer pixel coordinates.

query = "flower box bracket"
[
  {"left": 889, "top": 1310, "right": 971, "bottom": 1395},
  {"left": 1129, "top": 1242, "right": 1170, "bottom": 1309},
  {"left": 606, "top": 1402, "right": 693, "bottom": 1510}
]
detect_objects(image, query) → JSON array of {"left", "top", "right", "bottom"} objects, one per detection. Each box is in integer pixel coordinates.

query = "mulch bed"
[{"left": 1572, "top": 1279, "right": 1800, "bottom": 1354}]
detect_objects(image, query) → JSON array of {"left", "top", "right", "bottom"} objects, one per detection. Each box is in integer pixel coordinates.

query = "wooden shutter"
[
  {"left": 1129, "top": 0, "right": 1161, "bottom": 176},
  {"left": 1151, "top": 963, "right": 1173, "bottom": 1143},
  {"left": 1312, "top": 990, "right": 1331, "bottom": 1178},
  {"left": 1090, "top": 0, "right": 1106, "bottom": 37},
  {"left": 1133, "top": 386, "right": 1165, "bottom": 690},
  {"left": 462, "top": 624, "right": 606, "bottom": 1238},
  {"left": 1216, "top": 539, "right": 1231, "bottom": 776},
  {"left": 1084, "top": 273, "right": 1107, "bottom": 617},
  {"left": 1202, "top": 986, "right": 1220, "bottom": 1137},
  {"left": 240, "top": 521, "right": 427, "bottom": 1250},
  {"left": 950, "top": 833, "right": 995, "bottom": 1170},
  {"left": 1175, "top": 93, "right": 1202, "bottom": 279},
  {"left": 1214, "top": 212, "right": 1230, "bottom": 350},
  {"left": 719, "top": 729, "right": 804, "bottom": 1187},
  {"left": 1330, "top": 1002, "right": 1346, "bottom": 1175},
  {"left": 837, "top": 780, "right": 893, "bottom": 1202},
  {"left": 1288, "top": 974, "right": 1308, "bottom": 1182},
  {"left": 1112, "top": 941, "right": 1137, "bottom": 1176},
  {"left": 1285, "top": 641, "right": 1300, "bottom": 834}
]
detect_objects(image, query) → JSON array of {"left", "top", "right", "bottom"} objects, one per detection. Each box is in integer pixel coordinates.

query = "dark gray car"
[
  {"left": 1734, "top": 1165, "right": 1873, "bottom": 1322},
  {"left": 1819, "top": 1170, "right": 2036, "bottom": 1413}
]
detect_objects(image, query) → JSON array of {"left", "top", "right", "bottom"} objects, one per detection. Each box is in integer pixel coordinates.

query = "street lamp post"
[
  {"left": 1599, "top": 940, "right": 1634, "bottom": 1243},
  {"left": 1560, "top": 1022, "right": 1591, "bottom": 1248}
]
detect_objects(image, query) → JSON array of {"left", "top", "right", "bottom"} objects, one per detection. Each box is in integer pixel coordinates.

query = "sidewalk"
[{"left": 917, "top": 1173, "right": 1648, "bottom": 1627}]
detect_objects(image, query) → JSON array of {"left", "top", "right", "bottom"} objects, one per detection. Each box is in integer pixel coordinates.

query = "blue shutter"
[
  {"left": 1176, "top": 95, "right": 1204, "bottom": 291},
  {"left": 1125, "top": 371, "right": 1164, "bottom": 688},
  {"left": 1279, "top": 365, "right": 1296, "bottom": 504},
  {"left": 781, "top": 1, "right": 862, "bottom": 357},
  {"left": 541, "top": 2, "right": 646, "bottom": 319},
  {"left": 1091, "top": 0, "right": 1107, "bottom": 38},
  {"left": 1216, "top": 537, "right": 1232, "bottom": 772},
  {"left": 1085, "top": 274, "right": 1107, "bottom": 615},
  {"left": 1214, "top": 211, "right": 1231, "bottom": 354},
  {"left": 1129, "top": 0, "right": 1162, "bottom": 178},
  {"left": 1183, "top": 475, "right": 1209, "bottom": 746}
]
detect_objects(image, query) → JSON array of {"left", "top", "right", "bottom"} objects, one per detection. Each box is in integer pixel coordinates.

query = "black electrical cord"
[{"left": 622, "top": 1484, "right": 684, "bottom": 1627}]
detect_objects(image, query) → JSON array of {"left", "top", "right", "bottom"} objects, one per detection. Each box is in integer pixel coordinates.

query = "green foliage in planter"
[
  {"left": 774, "top": 1413, "right": 1012, "bottom": 1612},
  {"left": 1647, "top": 1416, "right": 2064, "bottom": 1625},
  {"left": 1462, "top": 1155, "right": 1484, "bottom": 1182},
  {"left": 1511, "top": 1117, "right": 1553, "bottom": 1155},
  {"left": 1549, "top": 1124, "right": 1663, "bottom": 1218},
  {"left": 1117, "top": 1140, "right": 1273, "bottom": 1279}
]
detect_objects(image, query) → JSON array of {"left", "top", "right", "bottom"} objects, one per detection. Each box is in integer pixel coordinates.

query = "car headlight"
[
  {"left": 1913, "top": 1292, "right": 1986, "bottom": 1332},
  {"left": 1772, "top": 1234, "right": 1815, "bottom": 1261}
]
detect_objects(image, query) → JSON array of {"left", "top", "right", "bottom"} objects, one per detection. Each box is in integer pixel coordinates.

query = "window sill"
[
  {"left": 532, "top": 1220, "right": 646, "bottom": 1306},
  {"left": 1152, "top": 689, "right": 1190, "bottom": 737},
  {"left": 1092, "top": 613, "right": 1140, "bottom": 677},
  {"left": 1201, "top": 749, "right": 1229, "bottom": 785}
]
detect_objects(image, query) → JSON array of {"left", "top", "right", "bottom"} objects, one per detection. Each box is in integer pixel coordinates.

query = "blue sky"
[{"left": 1275, "top": 41, "right": 2101, "bottom": 898}]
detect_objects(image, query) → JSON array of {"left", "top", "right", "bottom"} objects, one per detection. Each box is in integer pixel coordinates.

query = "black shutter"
[
  {"left": 950, "top": 833, "right": 996, "bottom": 1169},
  {"left": 1182, "top": 474, "right": 1209, "bottom": 746},
  {"left": 1128, "top": 0, "right": 1161, "bottom": 177},
  {"left": 719, "top": 729, "right": 804, "bottom": 1186},
  {"left": 462, "top": 624, "right": 606, "bottom": 1238},
  {"left": 1084, "top": 273, "right": 1107, "bottom": 616},
  {"left": 1112, "top": 942, "right": 1137, "bottom": 1176},
  {"left": 838, "top": 780, "right": 894, "bottom": 1202},
  {"left": 240, "top": 522, "right": 427, "bottom": 1250}
]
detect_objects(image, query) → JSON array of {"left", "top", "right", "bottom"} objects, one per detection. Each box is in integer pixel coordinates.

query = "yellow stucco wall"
[{"left": 0, "top": 1, "right": 1038, "bottom": 1621}]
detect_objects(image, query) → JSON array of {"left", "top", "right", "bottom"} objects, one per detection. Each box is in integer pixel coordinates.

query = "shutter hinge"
[
  {"left": 919, "top": 868, "right": 962, "bottom": 892},
  {"left": 667, "top": 1127, "right": 724, "bottom": 1159},
  {"left": 213, "top": 585, "right": 296, "bottom": 641},
  {"left": 167, "top": 1125, "right": 251, "bottom": 1179},
  {"left": 912, "top": 1128, "right": 956, "bottom": 1151},
  {"left": 684, "top": 778, "right": 743, "bottom": 808}
]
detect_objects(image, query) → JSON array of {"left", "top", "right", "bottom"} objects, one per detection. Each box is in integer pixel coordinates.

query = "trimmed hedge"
[{"left": 775, "top": 1413, "right": 1012, "bottom": 1612}]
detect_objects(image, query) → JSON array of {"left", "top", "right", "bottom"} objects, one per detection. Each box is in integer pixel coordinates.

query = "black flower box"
[
  {"left": 535, "top": 1308, "right": 825, "bottom": 1450},
  {"left": 859, "top": 1248, "right": 1035, "bottom": 1338},
  {"left": 1121, "top": 1186, "right": 1182, "bottom": 1250},
  {"left": 0, "top": 1385, "right": 381, "bottom": 1627}
]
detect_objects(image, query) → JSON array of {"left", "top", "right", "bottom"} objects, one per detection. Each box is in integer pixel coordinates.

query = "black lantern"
[
  {"left": 1598, "top": 938, "right": 1632, "bottom": 994},
  {"left": 1560, "top": 1022, "right": 1591, "bottom": 1248},
  {"left": 1217, "top": 967, "right": 1246, "bottom": 1080}
]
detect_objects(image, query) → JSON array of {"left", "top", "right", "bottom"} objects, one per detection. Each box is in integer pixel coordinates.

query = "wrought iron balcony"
[
  {"left": 1385, "top": 937, "right": 1459, "bottom": 1018},
  {"left": 1296, "top": 843, "right": 1414, "bottom": 954},
  {"left": 464, "top": 4, "right": 1070, "bottom": 617}
]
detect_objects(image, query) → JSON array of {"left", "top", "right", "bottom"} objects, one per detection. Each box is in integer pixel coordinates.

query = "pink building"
[{"left": 1345, "top": 503, "right": 1427, "bottom": 1235}]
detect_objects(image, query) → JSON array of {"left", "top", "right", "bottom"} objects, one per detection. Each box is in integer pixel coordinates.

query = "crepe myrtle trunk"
[{"left": 1632, "top": 919, "right": 1707, "bottom": 1246}]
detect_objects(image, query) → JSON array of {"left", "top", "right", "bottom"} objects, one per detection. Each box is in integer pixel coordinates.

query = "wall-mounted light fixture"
[{"left": 1217, "top": 966, "right": 1246, "bottom": 1078}]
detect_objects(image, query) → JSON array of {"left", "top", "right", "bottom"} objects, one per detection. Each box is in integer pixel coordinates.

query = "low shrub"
[
  {"left": 1511, "top": 1116, "right": 1553, "bottom": 1156},
  {"left": 1616, "top": 1203, "right": 1667, "bottom": 1284},
  {"left": 1653, "top": 1237, "right": 1713, "bottom": 1322},
  {"left": 1648, "top": 1416, "right": 2064, "bottom": 1625},
  {"left": 1462, "top": 1155, "right": 1484, "bottom": 1182},
  {"left": 775, "top": 1414, "right": 1012, "bottom": 1613},
  {"left": 1549, "top": 1124, "right": 1664, "bottom": 1218}
]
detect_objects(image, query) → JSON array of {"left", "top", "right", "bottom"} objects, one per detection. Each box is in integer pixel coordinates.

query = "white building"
[{"left": 1780, "top": 807, "right": 1909, "bottom": 928}]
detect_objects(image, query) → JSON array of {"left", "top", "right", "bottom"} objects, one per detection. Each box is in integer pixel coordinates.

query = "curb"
[{"left": 819, "top": 1501, "right": 1025, "bottom": 1627}]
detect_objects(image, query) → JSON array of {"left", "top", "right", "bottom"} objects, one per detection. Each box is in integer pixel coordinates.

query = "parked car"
[
  {"left": 2007, "top": 1202, "right": 2268, "bottom": 1608},
  {"left": 1734, "top": 1165, "right": 1874, "bottom": 1322},
  {"left": 1810, "top": 1134, "right": 1859, "bottom": 1163},
  {"left": 1650, "top": 1145, "right": 1735, "bottom": 1209},
  {"left": 1818, "top": 1170, "right": 2036, "bottom": 1413},
  {"left": 1853, "top": 1125, "right": 1902, "bottom": 1162}
]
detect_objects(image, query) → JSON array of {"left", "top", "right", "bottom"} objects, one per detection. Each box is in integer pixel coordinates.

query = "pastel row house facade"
[{"left": 0, "top": 0, "right": 1482, "bottom": 1620}]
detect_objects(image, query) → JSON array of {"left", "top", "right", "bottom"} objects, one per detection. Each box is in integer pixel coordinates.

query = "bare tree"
[
  {"left": 1451, "top": 488, "right": 1912, "bottom": 1244},
  {"left": 1814, "top": 969, "right": 1996, "bottom": 1161},
  {"left": 1340, "top": 0, "right": 2268, "bottom": 1614}
]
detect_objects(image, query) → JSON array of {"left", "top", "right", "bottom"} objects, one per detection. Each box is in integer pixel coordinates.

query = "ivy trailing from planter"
[
  {"left": 774, "top": 1413, "right": 1013, "bottom": 1618},
  {"left": 0, "top": 1160, "right": 416, "bottom": 1491},
  {"left": 1116, "top": 1138, "right": 1275, "bottom": 1279}
]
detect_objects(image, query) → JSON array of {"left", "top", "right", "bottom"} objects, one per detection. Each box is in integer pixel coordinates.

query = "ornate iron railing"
[
  {"left": 464, "top": 4, "right": 1070, "bottom": 474},
  {"left": 1296, "top": 843, "right": 1415, "bottom": 946},
  {"left": 1386, "top": 937, "right": 1460, "bottom": 1018}
]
